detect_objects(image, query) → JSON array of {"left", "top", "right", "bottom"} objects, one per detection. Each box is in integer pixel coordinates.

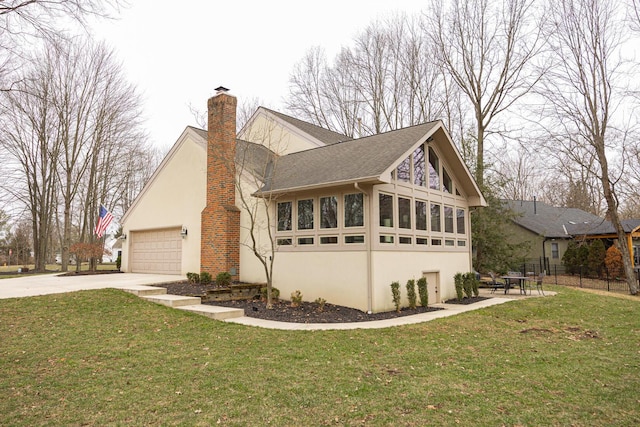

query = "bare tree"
[
  {"left": 0, "top": 0, "right": 126, "bottom": 90},
  {"left": 286, "top": 14, "right": 452, "bottom": 138},
  {"left": 540, "top": 0, "right": 638, "bottom": 294},
  {"left": 427, "top": 0, "right": 543, "bottom": 188}
]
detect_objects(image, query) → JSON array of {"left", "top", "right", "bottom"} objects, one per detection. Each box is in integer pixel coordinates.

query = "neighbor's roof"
[
  {"left": 564, "top": 218, "right": 640, "bottom": 236},
  {"left": 259, "top": 121, "right": 440, "bottom": 194},
  {"left": 503, "top": 200, "right": 604, "bottom": 238},
  {"left": 261, "top": 108, "right": 352, "bottom": 145}
]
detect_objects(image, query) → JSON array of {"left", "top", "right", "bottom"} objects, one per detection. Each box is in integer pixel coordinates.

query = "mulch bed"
[
  {"left": 443, "top": 296, "right": 490, "bottom": 305},
  {"left": 58, "top": 270, "right": 123, "bottom": 277},
  {"left": 162, "top": 281, "right": 452, "bottom": 324}
]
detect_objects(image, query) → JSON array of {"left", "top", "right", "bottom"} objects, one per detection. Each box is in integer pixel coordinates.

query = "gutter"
[{"left": 354, "top": 182, "right": 373, "bottom": 314}]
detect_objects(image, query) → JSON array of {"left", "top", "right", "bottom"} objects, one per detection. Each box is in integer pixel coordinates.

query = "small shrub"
[
  {"left": 200, "top": 272, "right": 212, "bottom": 285},
  {"left": 391, "top": 281, "right": 401, "bottom": 312},
  {"left": 261, "top": 286, "right": 280, "bottom": 301},
  {"left": 116, "top": 254, "right": 122, "bottom": 270},
  {"left": 605, "top": 245, "right": 624, "bottom": 279},
  {"left": 471, "top": 274, "right": 480, "bottom": 297},
  {"left": 454, "top": 273, "right": 464, "bottom": 301},
  {"left": 462, "top": 273, "right": 474, "bottom": 298},
  {"left": 290, "top": 290, "right": 303, "bottom": 307},
  {"left": 417, "top": 277, "right": 428, "bottom": 307},
  {"left": 186, "top": 272, "right": 200, "bottom": 284},
  {"left": 315, "top": 297, "right": 326, "bottom": 312},
  {"left": 215, "top": 271, "right": 233, "bottom": 287},
  {"left": 406, "top": 279, "right": 417, "bottom": 309}
]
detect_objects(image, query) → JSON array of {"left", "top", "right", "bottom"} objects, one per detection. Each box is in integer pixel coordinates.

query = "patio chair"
[
  {"left": 526, "top": 272, "right": 546, "bottom": 296},
  {"left": 488, "top": 272, "right": 505, "bottom": 294}
]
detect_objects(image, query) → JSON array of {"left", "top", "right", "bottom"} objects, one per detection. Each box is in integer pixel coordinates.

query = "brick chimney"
[{"left": 201, "top": 87, "right": 240, "bottom": 279}]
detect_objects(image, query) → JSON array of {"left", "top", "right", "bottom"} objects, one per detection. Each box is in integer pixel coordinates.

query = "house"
[
  {"left": 501, "top": 199, "right": 604, "bottom": 270},
  {"left": 121, "top": 88, "right": 485, "bottom": 312},
  {"left": 564, "top": 218, "right": 640, "bottom": 267}
]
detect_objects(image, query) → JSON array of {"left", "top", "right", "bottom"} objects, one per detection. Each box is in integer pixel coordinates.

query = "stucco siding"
[
  {"left": 270, "top": 251, "right": 369, "bottom": 312},
  {"left": 240, "top": 113, "right": 322, "bottom": 155},
  {"left": 122, "top": 130, "right": 205, "bottom": 275},
  {"left": 371, "top": 251, "right": 469, "bottom": 312}
]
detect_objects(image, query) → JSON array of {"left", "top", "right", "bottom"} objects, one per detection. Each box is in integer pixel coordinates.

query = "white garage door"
[{"left": 130, "top": 228, "right": 182, "bottom": 274}]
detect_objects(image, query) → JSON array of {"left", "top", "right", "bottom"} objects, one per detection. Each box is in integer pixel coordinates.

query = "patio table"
[{"left": 501, "top": 276, "right": 528, "bottom": 295}]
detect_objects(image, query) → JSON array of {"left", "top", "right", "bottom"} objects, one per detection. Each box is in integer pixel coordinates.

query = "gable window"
[
  {"left": 413, "top": 144, "right": 426, "bottom": 187},
  {"left": 398, "top": 197, "right": 411, "bottom": 229},
  {"left": 457, "top": 209, "right": 466, "bottom": 234},
  {"left": 344, "top": 193, "right": 364, "bottom": 227},
  {"left": 415, "top": 200, "right": 427, "bottom": 231},
  {"left": 379, "top": 193, "right": 393, "bottom": 227},
  {"left": 443, "top": 168, "right": 453, "bottom": 194},
  {"left": 397, "top": 156, "right": 411, "bottom": 182},
  {"left": 428, "top": 147, "right": 440, "bottom": 190},
  {"left": 431, "top": 203, "right": 441, "bottom": 232},
  {"left": 277, "top": 202, "right": 292, "bottom": 231},
  {"left": 320, "top": 196, "right": 338, "bottom": 229},
  {"left": 444, "top": 206, "right": 454, "bottom": 233},
  {"left": 298, "top": 199, "right": 314, "bottom": 230}
]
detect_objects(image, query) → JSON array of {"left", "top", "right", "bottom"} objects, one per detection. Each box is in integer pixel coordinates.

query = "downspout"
[{"left": 354, "top": 182, "right": 373, "bottom": 314}]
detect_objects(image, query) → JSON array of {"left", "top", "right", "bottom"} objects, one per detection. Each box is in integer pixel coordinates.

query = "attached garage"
[{"left": 130, "top": 228, "right": 182, "bottom": 274}]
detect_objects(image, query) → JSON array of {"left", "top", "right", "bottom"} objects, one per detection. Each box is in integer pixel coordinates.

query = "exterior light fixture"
[{"left": 180, "top": 227, "right": 188, "bottom": 238}]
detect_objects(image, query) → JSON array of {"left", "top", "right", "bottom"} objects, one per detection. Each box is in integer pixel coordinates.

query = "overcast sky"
[{"left": 91, "top": 0, "right": 427, "bottom": 150}]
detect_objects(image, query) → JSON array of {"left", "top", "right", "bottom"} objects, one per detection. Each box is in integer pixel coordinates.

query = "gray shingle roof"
[
  {"left": 260, "top": 121, "right": 439, "bottom": 194},
  {"left": 263, "top": 108, "right": 352, "bottom": 145},
  {"left": 564, "top": 218, "right": 640, "bottom": 236},
  {"left": 503, "top": 200, "right": 604, "bottom": 238}
]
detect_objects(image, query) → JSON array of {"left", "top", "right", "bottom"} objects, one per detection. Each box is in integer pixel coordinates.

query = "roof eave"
[{"left": 254, "top": 176, "right": 383, "bottom": 197}]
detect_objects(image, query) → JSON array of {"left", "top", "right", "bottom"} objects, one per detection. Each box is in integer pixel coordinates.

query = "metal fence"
[{"left": 515, "top": 261, "right": 639, "bottom": 294}]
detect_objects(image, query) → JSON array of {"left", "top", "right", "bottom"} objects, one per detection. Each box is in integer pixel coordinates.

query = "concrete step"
[
  {"left": 141, "top": 294, "right": 200, "bottom": 307},
  {"left": 120, "top": 285, "right": 167, "bottom": 296},
  {"left": 177, "top": 304, "right": 244, "bottom": 320}
]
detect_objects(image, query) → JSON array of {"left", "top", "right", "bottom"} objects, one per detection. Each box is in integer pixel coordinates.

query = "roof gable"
[{"left": 258, "top": 120, "right": 485, "bottom": 206}]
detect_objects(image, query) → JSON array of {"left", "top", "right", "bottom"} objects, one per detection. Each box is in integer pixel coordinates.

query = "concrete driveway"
[{"left": 0, "top": 272, "right": 185, "bottom": 299}]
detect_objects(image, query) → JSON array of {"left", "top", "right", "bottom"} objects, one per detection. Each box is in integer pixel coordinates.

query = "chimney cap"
[{"left": 215, "top": 86, "right": 230, "bottom": 94}]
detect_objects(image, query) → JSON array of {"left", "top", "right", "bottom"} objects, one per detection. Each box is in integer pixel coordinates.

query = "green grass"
[{"left": 1, "top": 286, "right": 639, "bottom": 426}]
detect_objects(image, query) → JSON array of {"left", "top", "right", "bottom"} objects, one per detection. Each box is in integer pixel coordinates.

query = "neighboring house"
[
  {"left": 502, "top": 199, "right": 604, "bottom": 270},
  {"left": 565, "top": 219, "right": 640, "bottom": 267},
  {"left": 121, "top": 88, "right": 485, "bottom": 313}
]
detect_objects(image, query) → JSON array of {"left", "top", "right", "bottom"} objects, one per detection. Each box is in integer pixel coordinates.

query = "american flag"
[{"left": 94, "top": 205, "right": 114, "bottom": 238}]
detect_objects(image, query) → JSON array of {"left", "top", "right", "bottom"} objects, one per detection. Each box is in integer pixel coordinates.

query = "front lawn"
[{"left": 0, "top": 286, "right": 638, "bottom": 426}]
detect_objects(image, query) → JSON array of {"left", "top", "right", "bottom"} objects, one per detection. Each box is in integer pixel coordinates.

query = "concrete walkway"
[
  {"left": 0, "top": 272, "right": 185, "bottom": 299},
  {"left": 0, "top": 273, "right": 553, "bottom": 330}
]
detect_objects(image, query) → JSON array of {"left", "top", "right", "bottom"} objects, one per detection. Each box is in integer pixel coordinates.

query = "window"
[
  {"left": 397, "top": 156, "right": 411, "bottom": 182},
  {"left": 398, "top": 197, "right": 411, "bottom": 229},
  {"left": 458, "top": 240, "right": 466, "bottom": 247},
  {"left": 445, "top": 239, "right": 455, "bottom": 247},
  {"left": 298, "top": 237, "right": 314, "bottom": 245},
  {"left": 277, "top": 238, "right": 292, "bottom": 246},
  {"left": 298, "top": 199, "right": 314, "bottom": 230},
  {"left": 415, "top": 200, "right": 427, "bottom": 231},
  {"left": 344, "top": 193, "right": 364, "bottom": 227},
  {"left": 277, "top": 202, "right": 292, "bottom": 231},
  {"left": 444, "top": 206, "right": 454, "bottom": 233},
  {"left": 380, "top": 235, "right": 394, "bottom": 243},
  {"left": 413, "top": 145, "right": 426, "bottom": 186},
  {"left": 428, "top": 147, "right": 440, "bottom": 190},
  {"left": 399, "top": 236, "right": 412, "bottom": 244},
  {"left": 379, "top": 193, "right": 393, "bottom": 227},
  {"left": 551, "top": 242, "right": 559, "bottom": 259},
  {"left": 345, "top": 235, "right": 365, "bottom": 244},
  {"left": 320, "top": 196, "right": 337, "bottom": 229},
  {"left": 320, "top": 236, "right": 338, "bottom": 244},
  {"left": 431, "top": 203, "right": 441, "bottom": 232},
  {"left": 457, "top": 209, "right": 466, "bottom": 234},
  {"left": 432, "top": 238, "right": 442, "bottom": 246},
  {"left": 416, "top": 237, "right": 428, "bottom": 245},
  {"left": 443, "top": 168, "right": 452, "bottom": 194}
]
